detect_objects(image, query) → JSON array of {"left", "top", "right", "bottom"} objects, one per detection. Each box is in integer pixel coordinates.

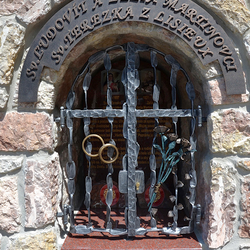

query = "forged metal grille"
[{"left": 57, "top": 42, "right": 202, "bottom": 237}]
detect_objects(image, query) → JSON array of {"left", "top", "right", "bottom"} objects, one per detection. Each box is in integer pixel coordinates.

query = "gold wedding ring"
[
  {"left": 82, "top": 134, "right": 119, "bottom": 164},
  {"left": 82, "top": 134, "right": 104, "bottom": 158},
  {"left": 99, "top": 143, "right": 119, "bottom": 164}
]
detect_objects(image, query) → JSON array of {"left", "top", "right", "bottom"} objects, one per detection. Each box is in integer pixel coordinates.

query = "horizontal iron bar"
[
  {"left": 68, "top": 109, "right": 196, "bottom": 119},
  {"left": 68, "top": 109, "right": 124, "bottom": 118},
  {"left": 135, "top": 109, "right": 194, "bottom": 118}
]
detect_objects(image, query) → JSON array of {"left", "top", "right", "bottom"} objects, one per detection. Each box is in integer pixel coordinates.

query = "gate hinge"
[{"left": 55, "top": 107, "right": 66, "bottom": 128}]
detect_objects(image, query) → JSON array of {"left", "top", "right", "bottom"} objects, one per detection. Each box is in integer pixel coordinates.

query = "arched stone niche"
[{"left": 14, "top": 1, "right": 250, "bottom": 250}]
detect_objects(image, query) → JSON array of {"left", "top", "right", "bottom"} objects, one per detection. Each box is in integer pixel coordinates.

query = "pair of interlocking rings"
[{"left": 82, "top": 134, "right": 119, "bottom": 164}]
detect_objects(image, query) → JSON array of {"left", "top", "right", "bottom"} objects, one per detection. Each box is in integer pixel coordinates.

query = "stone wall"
[{"left": 0, "top": 0, "right": 250, "bottom": 249}]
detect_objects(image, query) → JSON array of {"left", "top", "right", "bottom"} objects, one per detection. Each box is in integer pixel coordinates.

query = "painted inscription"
[{"left": 19, "top": 0, "right": 246, "bottom": 102}]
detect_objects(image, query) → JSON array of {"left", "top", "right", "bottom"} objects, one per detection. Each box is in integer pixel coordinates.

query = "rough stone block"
[
  {"left": 8, "top": 229, "right": 57, "bottom": 250},
  {"left": 25, "top": 153, "right": 62, "bottom": 228},
  {"left": 0, "top": 87, "right": 9, "bottom": 109},
  {"left": 0, "top": 112, "right": 54, "bottom": 152},
  {"left": 0, "top": 21, "right": 25, "bottom": 85},
  {"left": 0, "top": 176, "right": 21, "bottom": 233},
  {"left": 205, "top": 78, "right": 249, "bottom": 105},
  {"left": 0, "top": 156, "right": 23, "bottom": 174},
  {"left": 237, "top": 158, "right": 250, "bottom": 171},
  {"left": 37, "top": 80, "right": 56, "bottom": 110},
  {"left": 202, "top": 158, "right": 237, "bottom": 248},
  {"left": 197, "top": 0, "right": 250, "bottom": 35},
  {"left": 208, "top": 109, "right": 250, "bottom": 155},
  {"left": 244, "top": 30, "right": 250, "bottom": 60},
  {"left": 239, "top": 175, "right": 250, "bottom": 238},
  {"left": 0, "top": 0, "right": 51, "bottom": 25}
]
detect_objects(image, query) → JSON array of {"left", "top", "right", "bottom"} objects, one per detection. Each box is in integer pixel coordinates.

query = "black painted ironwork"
[{"left": 57, "top": 42, "right": 202, "bottom": 236}]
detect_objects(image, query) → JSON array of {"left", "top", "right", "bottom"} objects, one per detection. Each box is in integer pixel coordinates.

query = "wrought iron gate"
[{"left": 57, "top": 42, "right": 202, "bottom": 237}]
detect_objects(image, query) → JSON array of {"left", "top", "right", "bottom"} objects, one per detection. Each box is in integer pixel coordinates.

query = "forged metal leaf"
[
  {"left": 107, "top": 88, "right": 112, "bottom": 106},
  {"left": 84, "top": 193, "right": 90, "bottom": 208},
  {"left": 104, "top": 53, "right": 111, "bottom": 71},
  {"left": 186, "top": 81, "right": 196, "bottom": 101},
  {"left": 135, "top": 52, "right": 140, "bottom": 69},
  {"left": 123, "top": 119, "right": 128, "bottom": 139},
  {"left": 89, "top": 50, "right": 105, "bottom": 64},
  {"left": 134, "top": 69, "right": 140, "bottom": 89},
  {"left": 150, "top": 50, "right": 158, "bottom": 68},
  {"left": 106, "top": 189, "right": 113, "bottom": 206},
  {"left": 168, "top": 141, "right": 176, "bottom": 151},
  {"left": 83, "top": 72, "right": 92, "bottom": 91},
  {"left": 162, "top": 135, "right": 168, "bottom": 144},
  {"left": 150, "top": 172, "right": 156, "bottom": 187},
  {"left": 122, "top": 154, "right": 128, "bottom": 170},
  {"left": 135, "top": 142, "right": 140, "bottom": 159},
  {"left": 66, "top": 91, "right": 75, "bottom": 109},
  {"left": 107, "top": 139, "right": 116, "bottom": 158},
  {"left": 149, "top": 154, "right": 156, "bottom": 171},
  {"left": 67, "top": 179, "right": 75, "bottom": 194},
  {"left": 153, "top": 84, "right": 160, "bottom": 103},
  {"left": 153, "top": 102, "right": 159, "bottom": 110},
  {"left": 85, "top": 176, "right": 92, "bottom": 193},
  {"left": 169, "top": 195, "right": 176, "bottom": 203},
  {"left": 176, "top": 181, "right": 184, "bottom": 188},
  {"left": 106, "top": 174, "right": 113, "bottom": 188},
  {"left": 85, "top": 141, "right": 92, "bottom": 154},
  {"left": 66, "top": 161, "right": 76, "bottom": 179},
  {"left": 121, "top": 67, "right": 127, "bottom": 86},
  {"left": 153, "top": 144, "right": 162, "bottom": 154},
  {"left": 149, "top": 185, "right": 155, "bottom": 199},
  {"left": 165, "top": 55, "right": 180, "bottom": 67},
  {"left": 66, "top": 116, "right": 73, "bottom": 128}
]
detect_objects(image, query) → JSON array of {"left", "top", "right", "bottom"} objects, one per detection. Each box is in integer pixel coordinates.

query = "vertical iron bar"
[{"left": 126, "top": 42, "right": 139, "bottom": 236}]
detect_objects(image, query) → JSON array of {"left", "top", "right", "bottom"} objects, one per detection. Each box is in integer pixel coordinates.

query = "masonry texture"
[{"left": 0, "top": 0, "right": 250, "bottom": 250}]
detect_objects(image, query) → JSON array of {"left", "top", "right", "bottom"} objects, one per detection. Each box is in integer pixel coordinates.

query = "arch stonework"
[
  {"left": 0, "top": 0, "right": 249, "bottom": 250},
  {"left": 19, "top": 0, "right": 246, "bottom": 103}
]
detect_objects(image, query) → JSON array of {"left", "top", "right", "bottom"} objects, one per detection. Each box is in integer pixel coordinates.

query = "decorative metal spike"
[
  {"left": 176, "top": 181, "right": 184, "bottom": 188},
  {"left": 184, "top": 216, "right": 191, "bottom": 221},
  {"left": 185, "top": 173, "right": 191, "bottom": 180},
  {"left": 168, "top": 210, "right": 174, "bottom": 218},
  {"left": 169, "top": 195, "right": 176, "bottom": 203},
  {"left": 177, "top": 203, "right": 184, "bottom": 210}
]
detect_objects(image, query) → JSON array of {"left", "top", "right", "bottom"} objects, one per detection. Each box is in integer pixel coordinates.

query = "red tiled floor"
[{"left": 62, "top": 209, "right": 202, "bottom": 250}]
